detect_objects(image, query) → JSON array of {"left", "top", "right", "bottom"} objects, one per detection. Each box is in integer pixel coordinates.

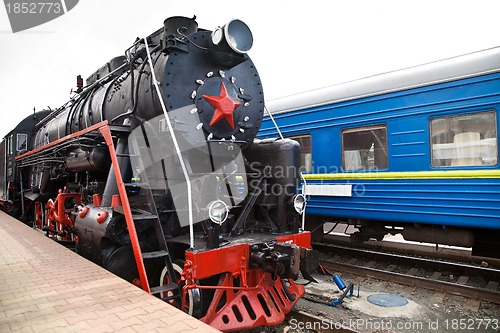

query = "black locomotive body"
[{"left": 1, "top": 16, "right": 317, "bottom": 332}]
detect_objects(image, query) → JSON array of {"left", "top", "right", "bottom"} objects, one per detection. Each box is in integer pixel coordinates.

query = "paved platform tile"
[{"left": 0, "top": 212, "right": 220, "bottom": 333}]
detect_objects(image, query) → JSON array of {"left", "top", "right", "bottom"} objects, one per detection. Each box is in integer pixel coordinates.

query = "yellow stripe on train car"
[{"left": 302, "top": 169, "right": 500, "bottom": 180}]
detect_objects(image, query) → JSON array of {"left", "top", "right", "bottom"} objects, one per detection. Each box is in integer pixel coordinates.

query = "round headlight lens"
[
  {"left": 292, "top": 194, "right": 306, "bottom": 214},
  {"left": 211, "top": 27, "right": 224, "bottom": 45},
  {"left": 224, "top": 19, "right": 253, "bottom": 54},
  {"left": 208, "top": 200, "right": 229, "bottom": 225}
]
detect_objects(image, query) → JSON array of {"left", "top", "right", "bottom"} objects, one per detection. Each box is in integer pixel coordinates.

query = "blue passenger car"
[{"left": 260, "top": 47, "right": 500, "bottom": 257}]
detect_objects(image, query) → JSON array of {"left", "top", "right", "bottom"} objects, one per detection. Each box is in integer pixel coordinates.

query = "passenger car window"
[
  {"left": 287, "top": 134, "right": 312, "bottom": 172},
  {"left": 342, "top": 125, "right": 388, "bottom": 171},
  {"left": 431, "top": 111, "right": 498, "bottom": 167}
]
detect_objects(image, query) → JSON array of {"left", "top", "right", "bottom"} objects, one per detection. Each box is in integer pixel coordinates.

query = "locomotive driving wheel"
[
  {"left": 34, "top": 202, "right": 45, "bottom": 230},
  {"left": 159, "top": 260, "right": 203, "bottom": 318}
]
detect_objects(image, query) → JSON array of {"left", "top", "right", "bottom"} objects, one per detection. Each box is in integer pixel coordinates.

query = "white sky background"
[{"left": 0, "top": 0, "right": 499, "bottom": 138}]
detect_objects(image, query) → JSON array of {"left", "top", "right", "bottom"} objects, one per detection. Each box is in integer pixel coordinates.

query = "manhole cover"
[{"left": 367, "top": 294, "right": 408, "bottom": 307}]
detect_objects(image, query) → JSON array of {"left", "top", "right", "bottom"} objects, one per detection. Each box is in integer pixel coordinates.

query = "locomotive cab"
[{"left": 0, "top": 109, "right": 51, "bottom": 216}]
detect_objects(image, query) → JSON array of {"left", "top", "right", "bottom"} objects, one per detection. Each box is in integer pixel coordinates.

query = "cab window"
[
  {"left": 431, "top": 111, "right": 497, "bottom": 167},
  {"left": 7, "top": 135, "right": 13, "bottom": 155},
  {"left": 16, "top": 133, "right": 27, "bottom": 151},
  {"left": 342, "top": 125, "right": 388, "bottom": 170}
]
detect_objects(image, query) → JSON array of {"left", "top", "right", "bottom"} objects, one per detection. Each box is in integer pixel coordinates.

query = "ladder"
[{"left": 101, "top": 124, "right": 182, "bottom": 305}]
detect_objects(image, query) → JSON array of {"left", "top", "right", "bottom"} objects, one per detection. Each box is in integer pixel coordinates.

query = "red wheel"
[{"left": 34, "top": 202, "right": 44, "bottom": 230}]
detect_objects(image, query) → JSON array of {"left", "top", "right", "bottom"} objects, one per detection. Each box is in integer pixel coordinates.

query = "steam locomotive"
[{"left": 0, "top": 16, "right": 317, "bottom": 332}]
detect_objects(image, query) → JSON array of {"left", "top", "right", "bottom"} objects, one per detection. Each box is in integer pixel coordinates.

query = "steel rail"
[
  {"left": 320, "top": 234, "right": 500, "bottom": 267},
  {"left": 314, "top": 242, "right": 500, "bottom": 281}
]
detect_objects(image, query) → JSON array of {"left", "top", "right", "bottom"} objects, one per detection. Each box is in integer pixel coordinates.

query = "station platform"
[{"left": 0, "top": 211, "right": 220, "bottom": 333}]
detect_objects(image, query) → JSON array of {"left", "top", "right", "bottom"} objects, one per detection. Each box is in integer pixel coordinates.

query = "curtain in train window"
[
  {"left": 431, "top": 111, "right": 498, "bottom": 167},
  {"left": 342, "top": 125, "right": 388, "bottom": 171},
  {"left": 286, "top": 134, "right": 312, "bottom": 172}
]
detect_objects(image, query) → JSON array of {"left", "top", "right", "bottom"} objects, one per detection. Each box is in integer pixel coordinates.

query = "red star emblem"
[{"left": 203, "top": 83, "right": 240, "bottom": 129}]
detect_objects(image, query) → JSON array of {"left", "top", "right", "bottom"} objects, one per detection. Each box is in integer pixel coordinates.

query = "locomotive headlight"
[
  {"left": 292, "top": 194, "right": 307, "bottom": 215},
  {"left": 211, "top": 19, "right": 253, "bottom": 54},
  {"left": 208, "top": 200, "right": 229, "bottom": 225},
  {"left": 211, "top": 28, "right": 224, "bottom": 46}
]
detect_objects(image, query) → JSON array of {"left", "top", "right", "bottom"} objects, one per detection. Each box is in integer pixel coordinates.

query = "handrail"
[{"left": 99, "top": 124, "right": 151, "bottom": 292}]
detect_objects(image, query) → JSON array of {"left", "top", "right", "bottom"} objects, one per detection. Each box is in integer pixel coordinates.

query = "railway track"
[
  {"left": 322, "top": 233, "right": 500, "bottom": 267},
  {"left": 314, "top": 243, "right": 500, "bottom": 305}
]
